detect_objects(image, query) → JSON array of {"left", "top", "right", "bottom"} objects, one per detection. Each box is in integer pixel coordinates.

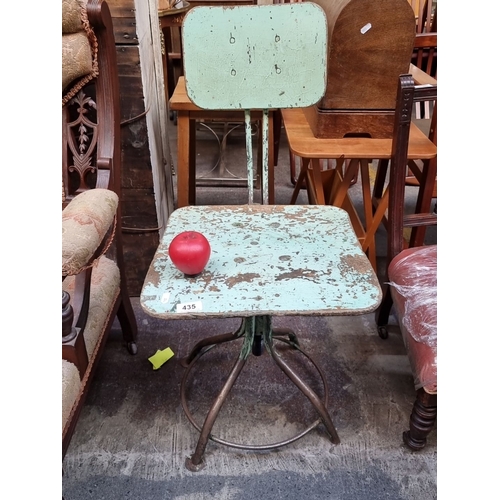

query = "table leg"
[
  {"left": 290, "top": 157, "right": 309, "bottom": 204},
  {"left": 188, "top": 118, "right": 196, "bottom": 205},
  {"left": 362, "top": 188, "right": 389, "bottom": 255},
  {"left": 373, "top": 159, "right": 389, "bottom": 199},
  {"left": 308, "top": 158, "right": 326, "bottom": 205},
  {"left": 176, "top": 112, "right": 196, "bottom": 208},
  {"left": 360, "top": 159, "right": 378, "bottom": 270},
  {"left": 330, "top": 159, "right": 359, "bottom": 208},
  {"left": 176, "top": 111, "right": 190, "bottom": 208}
]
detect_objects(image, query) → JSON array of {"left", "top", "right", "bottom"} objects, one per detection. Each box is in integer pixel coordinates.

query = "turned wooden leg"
[{"left": 403, "top": 388, "right": 437, "bottom": 451}]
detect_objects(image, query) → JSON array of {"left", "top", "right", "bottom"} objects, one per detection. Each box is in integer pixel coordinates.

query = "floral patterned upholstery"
[
  {"left": 62, "top": 359, "right": 81, "bottom": 432},
  {"left": 62, "top": 256, "right": 120, "bottom": 433},
  {"left": 62, "top": 0, "right": 138, "bottom": 458},
  {"left": 62, "top": 0, "right": 98, "bottom": 104},
  {"left": 62, "top": 189, "right": 118, "bottom": 276},
  {"left": 62, "top": 188, "right": 120, "bottom": 436},
  {"left": 62, "top": 256, "right": 120, "bottom": 356}
]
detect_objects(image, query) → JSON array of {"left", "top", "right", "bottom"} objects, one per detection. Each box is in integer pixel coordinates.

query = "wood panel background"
[{"left": 107, "top": 0, "right": 162, "bottom": 296}]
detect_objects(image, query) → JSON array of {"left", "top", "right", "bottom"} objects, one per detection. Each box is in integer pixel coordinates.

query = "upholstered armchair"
[{"left": 62, "top": 0, "right": 138, "bottom": 458}]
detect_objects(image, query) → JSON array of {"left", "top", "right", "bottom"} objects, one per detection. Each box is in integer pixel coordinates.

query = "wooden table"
[
  {"left": 282, "top": 105, "right": 437, "bottom": 269},
  {"left": 169, "top": 77, "right": 275, "bottom": 207}
]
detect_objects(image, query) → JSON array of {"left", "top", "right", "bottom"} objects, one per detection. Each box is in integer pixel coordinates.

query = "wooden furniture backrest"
[
  {"left": 312, "top": 0, "right": 416, "bottom": 111},
  {"left": 408, "top": 0, "right": 436, "bottom": 79},
  {"left": 387, "top": 74, "right": 437, "bottom": 264},
  {"left": 408, "top": 0, "right": 436, "bottom": 33},
  {"left": 62, "top": 0, "right": 122, "bottom": 208}
]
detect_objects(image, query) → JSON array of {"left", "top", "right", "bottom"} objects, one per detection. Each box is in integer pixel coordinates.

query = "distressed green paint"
[
  {"left": 261, "top": 109, "right": 269, "bottom": 205},
  {"left": 182, "top": 3, "right": 328, "bottom": 110},
  {"left": 244, "top": 110, "right": 253, "bottom": 204},
  {"left": 141, "top": 205, "right": 382, "bottom": 319},
  {"left": 182, "top": 3, "right": 327, "bottom": 204},
  {"left": 141, "top": 5, "right": 381, "bottom": 325}
]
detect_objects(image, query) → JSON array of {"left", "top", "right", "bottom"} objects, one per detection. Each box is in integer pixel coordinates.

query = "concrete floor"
[{"left": 62, "top": 116, "right": 437, "bottom": 499}]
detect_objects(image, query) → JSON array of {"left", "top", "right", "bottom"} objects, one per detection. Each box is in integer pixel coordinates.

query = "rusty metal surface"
[{"left": 141, "top": 205, "right": 381, "bottom": 318}]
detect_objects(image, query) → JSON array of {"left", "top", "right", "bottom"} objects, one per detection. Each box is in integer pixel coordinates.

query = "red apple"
[{"left": 168, "top": 231, "right": 211, "bottom": 276}]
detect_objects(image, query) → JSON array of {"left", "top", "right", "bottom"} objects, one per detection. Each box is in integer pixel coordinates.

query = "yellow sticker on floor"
[{"left": 148, "top": 347, "right": 175, "bottom": 370}]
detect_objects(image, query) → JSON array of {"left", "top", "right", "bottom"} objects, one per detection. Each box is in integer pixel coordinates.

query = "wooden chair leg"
[
  {"left": 117, "top": 292, "right": 139, "bottom": 354},
  {"left": 375, "top": 287, "right": 393, "bottom": 339},
  {"left": 289, "top": 150, "right": 297, "bottom": 185},
  {"left": 403, "top": 388, "right": 437, "bottom": 451},
  {"left": 372, "top": 159, "right": 389, "bottom": 199},
  {"left": 290, "top": 157, "right": 309, "bottom": 204}
]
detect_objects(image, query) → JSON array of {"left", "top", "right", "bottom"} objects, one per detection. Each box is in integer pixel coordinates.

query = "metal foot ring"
[{"left": 180, "top": 336, "right": 330, "bottom": 451}]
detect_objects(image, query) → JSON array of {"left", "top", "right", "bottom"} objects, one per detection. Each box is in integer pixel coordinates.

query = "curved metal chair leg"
[
  {"left": 185, "top": 355, "right": 247, "bottom": 471},
  {"left": 180, "top": 319, "right": 245, "bottom": 367},
  {"left": 264, "top": 331, "right": 340, "bottom": 445},
  {"left": 182, "top": 315, "right": 340, "bottom": 471}
]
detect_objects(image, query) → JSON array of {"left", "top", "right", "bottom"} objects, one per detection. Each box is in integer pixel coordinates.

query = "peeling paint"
[{"left": 140, "top": 205, "right": 382, "bottom": 318}]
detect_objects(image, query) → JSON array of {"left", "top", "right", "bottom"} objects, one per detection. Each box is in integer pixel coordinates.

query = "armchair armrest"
[{"left": 62, "top": 188, "right": 118, "bottom": 276}]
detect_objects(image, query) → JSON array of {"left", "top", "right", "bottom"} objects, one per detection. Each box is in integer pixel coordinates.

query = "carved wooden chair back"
[
  {"left": 386, "top": 75, "right": 437, "bottom": 264},
  {"left": 62, "top": 0, "right": 137, "bottom": 459},
  {"left": 63, "top": 0, "right": 120, "bottom": 204}
]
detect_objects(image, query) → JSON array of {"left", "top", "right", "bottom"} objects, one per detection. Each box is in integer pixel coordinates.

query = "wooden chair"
[
  {"left": 408, "top": 0, "right": 436, "bottom": 34},
  {"left": 375, "top": 74, "right": 437, "bottom": 450},
  {"left": 372, "top": 8, "right": 437, "bottom": 245},
  {"left": 404, "top": 0, "right": 437, "bottom": 203},
  {"left": 62, "top": 0, "right": 138, "bottom": 459},
  {"left": 409, "top": 0, "right": 437, "bottom": 122}
]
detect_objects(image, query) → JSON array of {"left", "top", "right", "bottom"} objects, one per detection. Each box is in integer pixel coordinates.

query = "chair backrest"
[
  {"left": 181, "top": 3, "right": 328, "bottom": 203},
  {"left": 413, "top": 32, "right": 437, "bottom": 79},
  {"left": 386, "top": 74, "right": 437, "bottom": 265},
  {"left": 62, "top": 0, "right": 122, "bottom": 207},
  {"left": 407, "top": 0, "right": 436, "bottom": 123},
  {"left": 409, "top": 0, "right": 437, "bottom": 78},
  {"left": 407, "top": 0, "right": 436, "bottom": 34}
]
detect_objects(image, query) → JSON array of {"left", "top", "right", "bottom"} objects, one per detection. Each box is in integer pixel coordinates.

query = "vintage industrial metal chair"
[
  {"left": 62, "top": 0, "right": 138, "bottom": 459},
  {"left": 141, "top": 2, "right": 382, "bottom": 471},
  {"left": 375, "top": 74, "right": 437, "bottom": 450}
]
